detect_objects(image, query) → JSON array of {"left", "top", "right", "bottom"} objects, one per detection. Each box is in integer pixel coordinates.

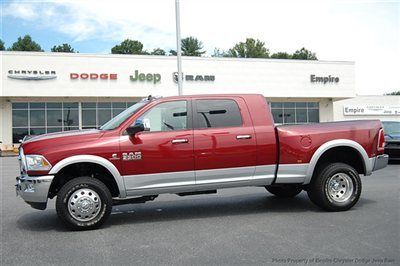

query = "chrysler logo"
[{"left": 7, "top": 70, "right": 57, "bottom": 80}]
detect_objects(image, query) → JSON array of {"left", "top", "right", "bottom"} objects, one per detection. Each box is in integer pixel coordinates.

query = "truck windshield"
[{"left": 100, "top": 101, "right": 149, "bottom": 130}]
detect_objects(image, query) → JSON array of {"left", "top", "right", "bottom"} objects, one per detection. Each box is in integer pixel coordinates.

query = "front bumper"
[
  {"left": 16, "top": 175, "right": 54, "bottom": 210},
  {"left": 372, "top": 154, "right": 389, "bottom": 172}
]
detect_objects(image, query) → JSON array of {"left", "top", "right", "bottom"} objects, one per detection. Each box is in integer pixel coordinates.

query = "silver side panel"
[
  {"left": 275, "top": 164, "right": 309, "bottom": 183},
  {"left": 254, "top": 165, "right": 276, "bottom": 185},
  {"left": 195, "top": 166, "right": 255, "bottom": 184},
  {"left": 124, "top": 171, "right": 195, "bottom": 194},
  {"left": 124, "top": 164, "right": 276, "bottom": 197}
]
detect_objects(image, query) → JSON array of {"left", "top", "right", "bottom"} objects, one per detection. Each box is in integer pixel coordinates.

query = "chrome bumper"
[
  {"left": 16, "top": 175, "right": 54, "bottom": 210},
  {"left": 372, "top": 154, "right": 389, "bottom": 172}
]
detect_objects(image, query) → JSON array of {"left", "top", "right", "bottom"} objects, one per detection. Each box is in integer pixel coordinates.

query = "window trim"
[{"left": 193, "top": 98, "right": 244, "bottom": 130}]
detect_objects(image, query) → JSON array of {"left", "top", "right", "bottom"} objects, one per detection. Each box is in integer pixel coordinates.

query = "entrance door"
[
  {"left": 120, "top": 100, "right": 194, "bottom": 194},
  {"left": 193, "top": 98, "right": 257, "bottom": 184}
]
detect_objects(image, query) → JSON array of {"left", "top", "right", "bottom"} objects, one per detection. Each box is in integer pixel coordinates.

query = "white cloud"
[
  {"left": 2, "top": 1, "right": 38, "bottom": 20},
  {"left": 2, "top": 0, "right": 399, "bottom": 94}
]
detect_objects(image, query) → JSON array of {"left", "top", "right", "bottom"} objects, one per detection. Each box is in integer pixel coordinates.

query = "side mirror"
[
  {"left": 126, "top": 124, "right": 144, "bottom": 136},
  {"left": 126, "top": 118, "right": 150, "bottom": 136}
]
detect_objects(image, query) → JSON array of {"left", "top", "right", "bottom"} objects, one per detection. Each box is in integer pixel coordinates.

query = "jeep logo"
[{"left": 130, "top": 70, "right": 161, "bottom": 84}]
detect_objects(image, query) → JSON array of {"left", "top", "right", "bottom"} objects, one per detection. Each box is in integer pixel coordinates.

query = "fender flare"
[
  {"left": 48, "top": 155, "right": 126, "bottom": 198},
  {"left": 303, "top": 139, "right": 371, "bottom": 184}
]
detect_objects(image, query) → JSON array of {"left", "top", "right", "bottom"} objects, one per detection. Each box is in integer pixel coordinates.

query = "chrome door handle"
[
  {"left": 171, "top": 139, "right": 189, "bottom": 144},
  {"left": 236, "top": 135, "right": 252, "bottom": 140}
]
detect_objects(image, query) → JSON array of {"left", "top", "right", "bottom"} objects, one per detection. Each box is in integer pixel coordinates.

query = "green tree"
[
  {"left": 169, "top": 49, "right": 177, "bottom": 56},
  {"left": 8, "top": 35, "right": 43, "bottom": 51},
  {"left": 181, "top": 36, "right": 205, "bottom": 56},
  {"left": 212, "top": 48, "right": 226, "bottom": 57},
  {"left": 271, "top": 52, "right": 291, "bottom": 59},
  {"left": 150, "top": 48, "right": 166, "bottom": 55},
  {"left": 111, "top": 39, "right": 145, "bottom": 54},
  {"left": 51, "top": 43, "right": 76, "bottom": 53},
  {"left": 291, "top": 47, "right": 317, "bottom": 60},
  {"left": 226, "top": 38, "right": 269, "bottom": 58},
  {"left": 386, "top": 91, "right": 400, "bottom": 95},
  {"left": 0, "top": 39, "right": 5, "bottom": 51}
]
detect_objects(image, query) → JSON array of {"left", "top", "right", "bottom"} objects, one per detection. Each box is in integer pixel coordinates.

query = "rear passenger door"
[{"left": 193, "top": 97, "right": 257, "bottom": 184}]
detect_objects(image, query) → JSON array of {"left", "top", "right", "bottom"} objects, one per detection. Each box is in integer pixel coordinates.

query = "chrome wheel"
[
  {"left": 326, "top": 173, "right": 354, "bottom": 203},
  {"left": 67, "top": 188, "right": 101, "bottom": 222}
]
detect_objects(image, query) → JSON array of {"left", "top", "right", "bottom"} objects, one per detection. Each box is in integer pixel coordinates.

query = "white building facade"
[{"left": 0, "top": 51, "right": 359, "bottom": 149}]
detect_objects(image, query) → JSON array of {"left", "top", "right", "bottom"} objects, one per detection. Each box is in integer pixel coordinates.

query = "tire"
[
  {"left": 56, "top": 177, "right": 112, "bottom": 230},
  {"left": 307, "top": 163, "right": 361, "bottom": 211},
  {"left": 265, "top": 185, "right": 303, "bottom": 198}
]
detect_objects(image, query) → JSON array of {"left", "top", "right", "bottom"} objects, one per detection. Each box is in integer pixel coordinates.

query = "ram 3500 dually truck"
[{"left": 16, "top": 94, "right": 388, "bottom": 230}]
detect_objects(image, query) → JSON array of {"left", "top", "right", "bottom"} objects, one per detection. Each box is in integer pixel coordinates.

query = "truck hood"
[{"left": 21, "top": 129, "right": 105, "bottom": 155}]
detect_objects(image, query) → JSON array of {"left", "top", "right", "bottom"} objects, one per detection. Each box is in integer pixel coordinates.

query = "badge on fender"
[{"left": 122, "top": 152, "right": 142, "bottom": 161}]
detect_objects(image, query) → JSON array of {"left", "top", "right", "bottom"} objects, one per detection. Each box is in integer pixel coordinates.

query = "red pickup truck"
[{"left": 16, "top": 94, "right": 388, "bottom": 230}]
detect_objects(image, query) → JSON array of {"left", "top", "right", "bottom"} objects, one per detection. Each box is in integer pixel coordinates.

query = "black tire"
[
  {"left": 56, "top": 177, "right": 112, "bottom": 230},
  {"left": 265, "top": 185, "right": 303, "bottom": 198},
  {"left": 307, "top": 163, "right": 361, "bottom": 211}
]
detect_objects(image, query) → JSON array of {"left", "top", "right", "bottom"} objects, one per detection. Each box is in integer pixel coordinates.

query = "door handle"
[
  {"left": 236, "top": 135, "right": 252, "bottom": 140},
  {"left": 171, "top": 139, "right": 189, "bottom": 144}
]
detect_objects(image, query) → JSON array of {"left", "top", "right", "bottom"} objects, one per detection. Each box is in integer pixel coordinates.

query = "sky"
[{"left": 1, "top": 0, "right": 399, "bottom": 95}]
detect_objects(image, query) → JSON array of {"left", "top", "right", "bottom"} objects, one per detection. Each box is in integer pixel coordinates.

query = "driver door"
[{"left": 120, "top": 100, "right": 194, "bottom": 195}]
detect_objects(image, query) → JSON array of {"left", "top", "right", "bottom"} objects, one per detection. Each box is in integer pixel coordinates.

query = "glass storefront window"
[
  {"left": 270, "top": 101, "right": 319, "bottom": 124},
  {"left": 11, "top": 100, "right": 314, "bottom": 142},
  {"left": 12, "top": 101, "right": 136, "bottom": 143},
  {"left": 30, "top": 110, "right": 45, "bottom": 127}
]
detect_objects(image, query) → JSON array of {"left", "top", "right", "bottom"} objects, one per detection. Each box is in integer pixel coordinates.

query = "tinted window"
[
  {"left": 138, "top": 101, "right": 187, "bottom": 132},
  {"left": 195, "top": 99, "right": 242, "bottom": 129}
]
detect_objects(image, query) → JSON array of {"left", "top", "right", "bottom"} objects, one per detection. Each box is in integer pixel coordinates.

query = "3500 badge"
[{"left": 122, "top": 152, "right": 142, "bottom": 161}]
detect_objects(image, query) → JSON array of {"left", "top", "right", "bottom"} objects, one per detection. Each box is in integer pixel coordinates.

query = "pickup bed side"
[{"left": 275, "top": 120, "right": 385, "bottom": 184}]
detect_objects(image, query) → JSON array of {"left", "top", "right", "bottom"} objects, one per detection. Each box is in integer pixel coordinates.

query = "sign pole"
[{"left": 175, "top": 0, "right": 183, "bottom": 95}]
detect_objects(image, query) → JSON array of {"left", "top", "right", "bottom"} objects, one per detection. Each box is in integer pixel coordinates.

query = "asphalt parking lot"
[{"left": 1, "top": 157, "right": 399, "bottom": 265}]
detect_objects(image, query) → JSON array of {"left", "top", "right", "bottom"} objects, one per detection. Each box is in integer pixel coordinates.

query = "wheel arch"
[
  {"left": 48, "top": 155, "right": 126, "bottom": 198},
  {"left": 304, "top": 139, "right": 371, "bottom": 184}
]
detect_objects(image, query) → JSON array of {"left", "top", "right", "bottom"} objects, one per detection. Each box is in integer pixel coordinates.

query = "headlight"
[{"left": 25, "top": 155, "right": 52, "bottom": 171}]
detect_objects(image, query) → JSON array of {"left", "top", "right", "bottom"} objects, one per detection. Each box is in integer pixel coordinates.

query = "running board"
[
  {"left": 176, "top": 190, "right": 217, "bottom": 196},
  {"left": 113, "top": 195, "right": 158, "bottom": 205}
]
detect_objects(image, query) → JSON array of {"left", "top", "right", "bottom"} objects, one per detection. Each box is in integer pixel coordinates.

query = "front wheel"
[
  {"left": 56, "top": 177, "right": 112, "bottom": 230},
  {"left": 307, "top": 163, "right": 361, "bottom": 211}
]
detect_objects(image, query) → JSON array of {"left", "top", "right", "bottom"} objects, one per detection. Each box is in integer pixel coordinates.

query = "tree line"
[{"left": 0, "top": 35, "right": 317, "bottom": 60}]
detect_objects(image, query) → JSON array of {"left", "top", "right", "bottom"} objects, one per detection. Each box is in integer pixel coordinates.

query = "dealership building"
[{"left": 1, "top": 51, "right": 399, "bottom": 150}]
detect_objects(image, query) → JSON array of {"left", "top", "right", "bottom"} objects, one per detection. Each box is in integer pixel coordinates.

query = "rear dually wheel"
[{"left": 307, "top": 163, "right": 361, "bottom": 211}]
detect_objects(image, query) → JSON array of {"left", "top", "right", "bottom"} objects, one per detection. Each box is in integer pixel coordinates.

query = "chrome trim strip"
[
  {"left": 304, "top": 139, "right": 370, "bottom": 184},
  {"left": 48, "top": 155, "right": 126, "bottom": 198},
  {"left": 276, "top": 163, "right": 309, "bottom": 183}
]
